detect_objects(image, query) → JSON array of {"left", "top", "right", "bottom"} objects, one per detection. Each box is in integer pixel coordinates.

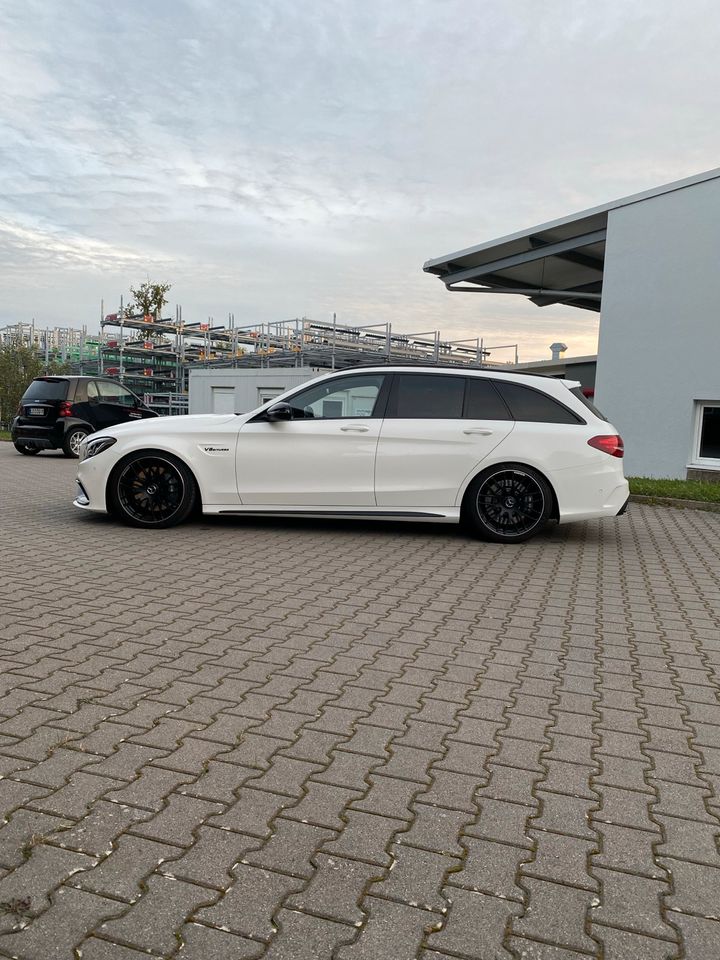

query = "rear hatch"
[{"left": 17, "top": 378, "right": 70, "bottom": 426}]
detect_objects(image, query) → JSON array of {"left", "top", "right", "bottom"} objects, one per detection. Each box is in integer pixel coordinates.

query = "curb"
[{"left": 630, "top": 494, "right": 720, "bottom": 514}]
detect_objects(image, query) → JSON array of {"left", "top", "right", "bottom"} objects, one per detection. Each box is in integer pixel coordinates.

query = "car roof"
[
  {"left": 320, "top": 364, "right": 580, "bottom": 388},
  {"left": 34, "top": 375, "right": 119, "bottom": 381}
]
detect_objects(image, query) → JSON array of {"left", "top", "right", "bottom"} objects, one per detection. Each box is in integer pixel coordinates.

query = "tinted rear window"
[
  {"left": 22, "top": 378, "right": 69, "bottom": 401},
  {"left": 464, "top": 378, "right": 512, "bottom": 420},
  {"left": 494, "top": 381, "right": 582, "bottom": 424},
  {"left": 570, "top": 387, "right": 607, "bottom": 422},
  {"left": 391, "top": 374, "right": 465, "bottom": 419}
]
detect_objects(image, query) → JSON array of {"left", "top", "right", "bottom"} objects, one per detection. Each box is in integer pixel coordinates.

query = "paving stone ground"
[{"left": 1, "top": 441, "right": 719, "bottom": 959}]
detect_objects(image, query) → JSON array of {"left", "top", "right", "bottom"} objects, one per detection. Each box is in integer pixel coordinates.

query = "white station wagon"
[{"left": 74, "top": 366, "right": 629, "bottom": 543}]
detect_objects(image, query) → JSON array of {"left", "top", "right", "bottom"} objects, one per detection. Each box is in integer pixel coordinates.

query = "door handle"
[
  {"left": 463, "top": 428, "right": 493, "bottom": 436},
  {"left": 340, "top": 424, "right": 369, "bottom": 432}
]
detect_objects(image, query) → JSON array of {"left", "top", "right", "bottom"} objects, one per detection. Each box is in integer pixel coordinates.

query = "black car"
[{"left": 11, "top": 376, "right": 159, "bottom": 458}]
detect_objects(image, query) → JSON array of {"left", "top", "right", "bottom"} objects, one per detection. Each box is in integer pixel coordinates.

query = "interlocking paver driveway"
[{"left": 1, "top": 441, "right": 719, "bottom": 959}]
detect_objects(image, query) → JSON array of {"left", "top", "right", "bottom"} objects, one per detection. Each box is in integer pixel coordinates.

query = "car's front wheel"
[
  {"left": 14, "top": 441, "right": 40, "bottom": 456},
  {"left": 62, "top": 427, "right": 89, "bottom": 458},
  {"left": 108, "top": 452, "right": 197, "bottom": 528},
  {"left": 465, "top": 464, "right": 553, "bottom": 543}
]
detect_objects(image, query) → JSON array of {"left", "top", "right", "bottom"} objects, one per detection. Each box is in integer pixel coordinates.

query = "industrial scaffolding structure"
[{"left": 97, "top": 309, "right": 519, "bottom": 414}]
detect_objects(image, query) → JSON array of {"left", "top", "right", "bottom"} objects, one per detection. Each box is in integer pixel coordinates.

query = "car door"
[
  {"left": 374, "top": 374, "right": 515, "bottom": 507},
  {"left": 92, "top": 380, "right": 146, "bottom": 429},
  {"left": 236, "top": 373, "right": 388, "bottom": 506}
]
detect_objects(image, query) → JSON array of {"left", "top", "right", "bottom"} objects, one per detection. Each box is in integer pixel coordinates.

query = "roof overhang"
[{"left": 423, "top": 167, "right": 720, "bottom": 314}]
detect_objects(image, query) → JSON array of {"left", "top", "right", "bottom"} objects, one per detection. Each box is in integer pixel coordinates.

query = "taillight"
[
  {"left": 588, "top": 435, "right": 624, "bottom": 458},
  {"left": 58, "top": 401, "right": 73, "bottom": 417}
]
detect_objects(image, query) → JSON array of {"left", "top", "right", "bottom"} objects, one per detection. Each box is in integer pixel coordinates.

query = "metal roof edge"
[
  {"left": 512, "top": 355, "right": 597, "bottom": 368},
  {"left": 423, "top": 166, "right": 720, "bottom": 271}
]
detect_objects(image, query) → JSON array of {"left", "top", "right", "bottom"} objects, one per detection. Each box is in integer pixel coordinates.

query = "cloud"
[{"left": 1, "top": 0, "right": 719, "bottom": 357}]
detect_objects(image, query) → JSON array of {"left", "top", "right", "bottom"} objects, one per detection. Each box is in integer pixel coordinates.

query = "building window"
[
  {"left": 694, "top": 403, "right": 720, "bottom": 464},
  {"left": 258, "top": 387, "right": 287, "bottom": 405}
]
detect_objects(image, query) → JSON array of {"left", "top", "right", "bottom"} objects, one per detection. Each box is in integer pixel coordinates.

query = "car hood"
[{"left": 97, "top": 414, "right": 240, "bottom": 438}]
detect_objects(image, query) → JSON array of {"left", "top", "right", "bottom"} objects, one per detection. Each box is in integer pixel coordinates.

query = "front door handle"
[
  {"left": 340, "top": 424, "right": 369, "bottom": 432},
  {"left": 463, "top": 428, "right": 493, "bottom": 436}
]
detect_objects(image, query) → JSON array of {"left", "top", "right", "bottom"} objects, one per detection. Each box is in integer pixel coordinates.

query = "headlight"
[{"left": 79, "top": 436, "right": 117, "bottom": 462}]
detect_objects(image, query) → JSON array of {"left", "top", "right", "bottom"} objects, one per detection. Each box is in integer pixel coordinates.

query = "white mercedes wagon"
[{"left": 74, "top": 366, "right": 629, "bottom": 543}]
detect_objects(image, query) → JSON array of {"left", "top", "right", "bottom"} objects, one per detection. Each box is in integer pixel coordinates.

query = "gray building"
[
  {"left": 189, "top": 367, "right": 323, "bottom": 415},
  {"left": 424, "top": 168, "right": 720, "bottom": 480}
]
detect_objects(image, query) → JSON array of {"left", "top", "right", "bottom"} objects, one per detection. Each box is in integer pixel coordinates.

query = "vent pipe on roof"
[{"left": 549, "top": 342, "right": 567, "bottom": 361}]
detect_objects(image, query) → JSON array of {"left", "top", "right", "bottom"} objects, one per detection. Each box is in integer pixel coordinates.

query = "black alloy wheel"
[
  {"left": 466, "top": 465, "right": 552, "bottom": 543},
  {"left": 109, "top": 453, "right": 196, "bottom": 528},
  {"left": 62, "top": 427, "right": 89, "bottom": 458},
  {"left": 14, "top": 442, "right": 40, "bottom": 456}
]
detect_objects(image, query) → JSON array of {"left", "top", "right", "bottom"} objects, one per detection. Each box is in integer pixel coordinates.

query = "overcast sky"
[{"left": 1, "top": 0, "right": 719, "bottom": 361}]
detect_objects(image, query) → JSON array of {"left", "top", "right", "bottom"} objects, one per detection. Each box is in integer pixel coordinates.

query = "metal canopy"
[{"left": 423, "top": 167, "right": 720, "bottom": 314}]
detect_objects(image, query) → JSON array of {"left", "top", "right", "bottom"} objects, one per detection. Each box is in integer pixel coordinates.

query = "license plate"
[{"left": 29, "top": 407, "right": 45, "bottom": 416}]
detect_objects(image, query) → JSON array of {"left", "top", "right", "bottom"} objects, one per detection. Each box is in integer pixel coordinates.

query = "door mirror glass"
[{"left": 266, "top": 402, "right": 294, "bottom": 422}]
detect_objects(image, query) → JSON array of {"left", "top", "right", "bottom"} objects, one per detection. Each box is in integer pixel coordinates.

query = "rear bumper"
[
  {"left": 15, "top": 435, "right": 55, "bottom": 449},
  {"left": 616, "top": 496, "right": 630, "bottom": 516},
  {"left": 553, "top": 463, "right": 630, "bottom": 524},
  {"left": 13, "top": 417, "right": 92, "bottom": 449},
  {"left": 12, "top": 423, "right": 61, "bottom": 447}
]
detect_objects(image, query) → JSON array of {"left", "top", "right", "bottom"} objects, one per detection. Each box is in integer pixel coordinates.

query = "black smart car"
[{"left": 11, "top": 376, "right": 159, "bottom": 458}]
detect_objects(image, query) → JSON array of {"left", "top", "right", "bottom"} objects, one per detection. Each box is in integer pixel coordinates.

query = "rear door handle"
[
  {"left": 463, "top": 428, "right": 493, "bottom": 436},
  {"left": 340, "top": 424, "right": 369, "bottom": 432}
]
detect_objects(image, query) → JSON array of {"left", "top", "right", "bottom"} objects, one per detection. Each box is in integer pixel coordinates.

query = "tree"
[
  {"left": 124, "top": 281, "right": 172, "bottom": 342},
  {"left": 0, "top": 338, "right": 73, "bottom": 425},
  {"left": 0, "top": 338, "right": 42, "bottom": 426}
]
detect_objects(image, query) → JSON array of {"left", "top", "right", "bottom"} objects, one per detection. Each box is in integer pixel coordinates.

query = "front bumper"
[
  {"left": 74, "top": 455, "right": 112, "bottom": 514},
  {"left": 74, "top": 480, "right": 91, "bottom": 508}
]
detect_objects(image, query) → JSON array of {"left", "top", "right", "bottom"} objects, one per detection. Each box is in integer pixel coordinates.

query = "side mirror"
[{"left": 266, "top": 402, "right": 293, "bottom": 422}]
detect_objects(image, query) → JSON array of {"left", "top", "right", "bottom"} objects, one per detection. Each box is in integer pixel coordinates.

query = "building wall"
[
  {"left": 188, "top": 367, "right": 323, "bottom": 415},
  {"left": 596, "top": 177, "right": 720, "bottom": 478}
]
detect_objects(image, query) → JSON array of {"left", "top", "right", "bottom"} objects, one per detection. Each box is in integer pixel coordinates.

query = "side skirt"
[{"left": 215, "top": 508, "right": 459, "bottom": 523}]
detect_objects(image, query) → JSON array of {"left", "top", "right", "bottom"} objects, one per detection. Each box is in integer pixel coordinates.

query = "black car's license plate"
[{"left": 29, "top": 407, "right": 45, "bottom": 416}]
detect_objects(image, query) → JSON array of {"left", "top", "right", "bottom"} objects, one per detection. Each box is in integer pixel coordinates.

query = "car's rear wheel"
[
  {"left": 108, "top": 453, "right": 196, "bottom": 528},
  {"left": 62, "top": 427, "right": 89, "bottom": 458},
  {"left": 465, "top": 464, "right": 553, "bottom": 543},
  {"left": 14, "top": 441, "right": 40, "bottom": 456}
]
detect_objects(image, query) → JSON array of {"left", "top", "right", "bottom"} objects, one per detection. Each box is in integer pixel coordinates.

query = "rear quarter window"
[
  {"left": 569, "top": 387, "right": 608, "bottom": 422},
  {"left": 493, "top": 381, "right": 583, "bottom": 424},
  {"left": 21, "top": 378, "right": 69, "bottom": 401}
]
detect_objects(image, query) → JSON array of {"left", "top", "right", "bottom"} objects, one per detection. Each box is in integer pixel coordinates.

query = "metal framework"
[{"left": 95, "top": 311, "right": 520, "bottom": 401}]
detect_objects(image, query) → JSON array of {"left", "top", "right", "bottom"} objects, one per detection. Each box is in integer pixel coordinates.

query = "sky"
[{"left": 1, "top": 0, "right": 720, "bottom": 362}]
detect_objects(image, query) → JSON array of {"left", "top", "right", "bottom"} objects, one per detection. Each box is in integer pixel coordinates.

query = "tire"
[
  {"left": 62, "top": 427, "right": 89, "bottom": 458},
  {"left": 464, "top": 464, "right": 553, "bottom": 543},
  {"left": 14, "top": 441, "right": 40, "bottom": 456},
  {"left": 108, "top": 452, "right": 197, "bottom": 529}
]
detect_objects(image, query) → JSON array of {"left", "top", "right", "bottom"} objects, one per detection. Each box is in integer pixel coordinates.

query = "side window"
[
  {"left": 390, "top": 374, "right": 465, "bottom": 419},
  {"left": 87, "top": 381, "right": 99, "bottom": 400},
  {"left": 493, "top": 381, "right": 582, "bottom": 424},
  {"left": 97, "top": 381, "right": 138, "bottom": 407},
  {"left": 285, "top": 375, "right": 385, "bottom": 419},
  {"left": 73, "top": 380, "right": 88, "bottom": 402},
  {"left": 464, "top": 378, "right": 512, "bottom": 420}
]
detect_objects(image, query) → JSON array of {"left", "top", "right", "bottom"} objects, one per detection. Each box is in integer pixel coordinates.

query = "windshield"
[{"left": 22, "top": 378, "right": 69, "bottom": 401}]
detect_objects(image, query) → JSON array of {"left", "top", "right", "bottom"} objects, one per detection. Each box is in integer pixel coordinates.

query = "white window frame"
[
  {"left": 690, "top": 401, "right": 720, "bottom": 468},
  {"left": 258, "top": 387, "right": 286, "bottom": 405}
]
